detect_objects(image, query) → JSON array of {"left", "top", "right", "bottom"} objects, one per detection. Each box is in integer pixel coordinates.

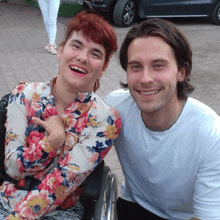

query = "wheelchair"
[{"left": 0, "top": 93, "right": 118, "bottom": 220}]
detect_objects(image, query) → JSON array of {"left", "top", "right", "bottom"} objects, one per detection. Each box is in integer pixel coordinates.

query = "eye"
[
  {"left": 72, "top": 42, "right": 81, "bottom": 49},
  {"left": 91, "top": 52, "right": 101, "bottom": 58},
  {"left": 152, "top": 63, "right": 165, "bottom": 71},
  {"left": 90, "top": 49, "right": 103, "bottom": 59},
  {"left": 129, "top": 63, "right": 141, "bottom": 72}
]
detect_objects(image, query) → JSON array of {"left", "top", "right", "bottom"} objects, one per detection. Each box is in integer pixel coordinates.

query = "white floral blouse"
[{"left": 0, "top": 78, "right": 121, "bottom": 220}]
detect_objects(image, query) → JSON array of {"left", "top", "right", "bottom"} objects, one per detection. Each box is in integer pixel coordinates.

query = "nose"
[
  {"left": 76, "top": 49, "right": 88, "bottom": 63},
  {"left": 140, "top": 68, "right": 154, "bottom": 84}
]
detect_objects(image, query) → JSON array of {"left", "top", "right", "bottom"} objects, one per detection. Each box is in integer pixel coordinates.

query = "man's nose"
[{"left": 140, "top": 68, "right": 154, "bottom": 84}]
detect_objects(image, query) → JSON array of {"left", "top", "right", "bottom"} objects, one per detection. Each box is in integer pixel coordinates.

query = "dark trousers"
[{"left": 117, "top": 197, "right": 166, "bottom": 220}]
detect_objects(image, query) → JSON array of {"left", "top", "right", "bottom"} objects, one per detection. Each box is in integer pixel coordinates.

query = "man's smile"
[{"left": 138, "top": 89, "right": 161, "bottom": 96}]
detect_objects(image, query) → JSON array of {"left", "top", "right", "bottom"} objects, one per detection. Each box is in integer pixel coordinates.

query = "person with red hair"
[{"left": 0, "top": 11, "right": 120, "bottom": 220}]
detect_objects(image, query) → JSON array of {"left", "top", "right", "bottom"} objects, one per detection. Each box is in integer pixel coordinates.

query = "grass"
[{"left": 25, "top": 0, "right": 83, "bottom": 17}]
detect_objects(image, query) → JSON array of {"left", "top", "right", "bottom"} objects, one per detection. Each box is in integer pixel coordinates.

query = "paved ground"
[{"left": 1, "top": 1, "right": 220, "bottom": 196}]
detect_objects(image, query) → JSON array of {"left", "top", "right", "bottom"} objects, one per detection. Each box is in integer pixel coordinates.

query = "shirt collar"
[{"left": 49, "top": 76, "right": 95, "bottom": 105}]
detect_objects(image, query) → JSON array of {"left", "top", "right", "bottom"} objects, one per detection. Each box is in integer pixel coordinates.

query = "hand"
[{"left": 32, "top": 116, "right": 65, "bottom": 151}]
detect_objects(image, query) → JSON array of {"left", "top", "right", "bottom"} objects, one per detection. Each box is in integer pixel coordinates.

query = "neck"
[
  {"left": 52, "top": 78, "right": 77, "bottom": 108},
  {"left": 142, "top": 98, "right": 186, "bottom": 132}
]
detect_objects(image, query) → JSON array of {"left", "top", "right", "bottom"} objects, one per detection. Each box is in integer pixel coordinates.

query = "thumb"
[{"left": 32, "top": 117, "right": 46, "bottom": 129}]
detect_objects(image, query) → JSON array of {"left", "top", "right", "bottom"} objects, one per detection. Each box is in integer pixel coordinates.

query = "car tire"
[
  {"left": 113, "top": 0, "right": 136, "bottom": 27},
  {"left": 211, "top": 2, "right": 220, "bottom": 25}
]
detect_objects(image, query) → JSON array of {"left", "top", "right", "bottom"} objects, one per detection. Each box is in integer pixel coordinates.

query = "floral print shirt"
[{"left": 0, "top": 78, "right": 121, "bottom": 220}]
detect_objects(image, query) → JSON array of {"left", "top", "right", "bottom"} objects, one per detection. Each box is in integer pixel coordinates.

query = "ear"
[
  {"left": 99, "top": 62, "right": 108, "bottom": 78},
  {"left": 178, "top": 67, "right": 186, "bottom": 82},
  {"left": 99, "top": 70, "right": 104, "bottom": 78},
  {"left": 57, "top": 46, "right": 64, "bottom": 60}
]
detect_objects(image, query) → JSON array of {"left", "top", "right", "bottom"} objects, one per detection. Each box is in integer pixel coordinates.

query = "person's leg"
[
  {"left": 117, "top": 197, "right": 166, "bottom": 220},
  {"left": 48, "top": 0, "right": 60, "bottom": 45},
  {"left": 38, "top": 0, "right": 49, "bottom": 35},
  {"left": 42, "top": 201, "right": 84, "bottom": 220},
  {"left": 45, "top": 0, "right": 60, "bottom": 54},
  {"left": 0, "top": 201, "right": 11, "bottom": 218}
]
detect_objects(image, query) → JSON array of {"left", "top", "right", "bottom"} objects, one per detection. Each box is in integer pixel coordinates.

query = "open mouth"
[
  {"left": 69, "top": 65, "right": 88, "bottom": 74},
  {"left": 139, "top": 89, "right": 161, "bottom": 96}
]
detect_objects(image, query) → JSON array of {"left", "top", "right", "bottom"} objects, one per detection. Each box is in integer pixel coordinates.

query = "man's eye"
[
  {"left": 131, "top": 65, "right": 141, "bottom": 70},
  {"left": 153, "top": 63, "right": 164, "bottom": 70}
]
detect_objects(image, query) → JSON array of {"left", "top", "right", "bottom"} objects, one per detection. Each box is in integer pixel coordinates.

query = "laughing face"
[
  {"left": 57, "top": 31, "right": 107, "bottom": 93},
  {"left": 127, "top": 36, "right": 185, "bottom": 119}
]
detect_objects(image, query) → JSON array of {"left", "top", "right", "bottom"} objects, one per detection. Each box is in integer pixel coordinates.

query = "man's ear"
[
  {"left": 178, "top": 67, "right": 186, "bottom": 82},
  {"left": 57, "top": 46, "right": 63, "bottom": 60}
]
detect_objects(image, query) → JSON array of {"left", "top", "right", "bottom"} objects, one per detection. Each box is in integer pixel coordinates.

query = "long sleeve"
[
  {"left": 4, "top": 86, "right": 121, "bottom": 219},
  {"left": 5, "top": 82, "right": 58, "bottom": 179}
]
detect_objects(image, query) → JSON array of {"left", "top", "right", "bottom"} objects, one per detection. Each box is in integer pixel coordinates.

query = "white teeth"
[
  {"left": 70, "top": 66, "right": 86, "bottom": 74},
  {"left": 140, "top": 90, "right": 160, "bottom": 95}
]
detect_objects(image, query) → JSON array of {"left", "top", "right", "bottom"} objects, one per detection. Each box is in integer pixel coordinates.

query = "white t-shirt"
[{"left": 105, "top": 90, "right": 220, "bottom": 220}]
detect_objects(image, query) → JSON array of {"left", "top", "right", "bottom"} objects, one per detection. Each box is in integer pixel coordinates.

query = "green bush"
[
  {"left": 25, "top": 0, "right": 83, "bottom": 17},
  {"left": 25, "top": 0, "right": 39, "bottom": 8},
  {"left": 59, "top": 3, "right": 83, "bottom": 17}
]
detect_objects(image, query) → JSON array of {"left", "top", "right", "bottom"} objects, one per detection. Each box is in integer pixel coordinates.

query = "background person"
[
  {"left": 0, "top": 11, "right": 120, "bottom": 220},
  {"left": 105, "top": 18, "right": 220, "bottom": 220},
  {"left": 38, "top": 0, "right": 60, "bottom": 55}
]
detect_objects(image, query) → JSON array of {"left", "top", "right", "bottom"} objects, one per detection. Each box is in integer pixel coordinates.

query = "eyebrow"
[
  {"left": 152, "top": 59, "right": 169, "bottom": 63},
  {"left": 70, "top": 39, "right": 104, "bottom": 56},
  {"left": 70, "top": 39, "right": 83, "bottom": 46},
  {"left": 128, "top": 58, "right": 169, "bottom": 65}
]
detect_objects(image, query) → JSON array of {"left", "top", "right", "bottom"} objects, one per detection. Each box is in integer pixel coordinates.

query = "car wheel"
[
  {"left": 211, "top": 2, "right": 220, "bottom": 25},
  {"left": 113, "top": 0, "right": 136, "bottom": 27}
]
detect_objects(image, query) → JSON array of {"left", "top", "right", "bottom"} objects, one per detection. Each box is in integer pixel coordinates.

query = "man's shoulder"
[
  {"left": 105, "top": 89, "right": 132, "bottom": 107},
  {"left": 187, "top": 97, "right": 219, "bottom": 119},
  {"left": 185, "top": 97, "right": 220, "bottom": 136}
]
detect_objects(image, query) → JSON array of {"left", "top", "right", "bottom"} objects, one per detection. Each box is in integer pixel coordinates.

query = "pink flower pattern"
[{"left": 1, "top": 78, "right": 121, "bottom": 219}]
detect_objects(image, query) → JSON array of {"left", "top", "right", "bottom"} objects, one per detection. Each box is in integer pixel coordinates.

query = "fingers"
[{"left": 32, "top": 117, "right": 46, "bottom": 129}]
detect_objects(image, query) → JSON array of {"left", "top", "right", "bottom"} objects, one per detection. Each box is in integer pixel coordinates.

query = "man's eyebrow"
[
  {"left": 128, "top": 60, "right": 140, "bottom": 65},
  {"left": 152, "top": 58, "right": 169, "bottom": 63}
]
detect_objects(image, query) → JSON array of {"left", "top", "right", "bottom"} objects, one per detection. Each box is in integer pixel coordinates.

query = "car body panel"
[
  {"left": 88, "top": 0, "right": 116, "bottom": 11},
  {"left": 138, "top": 0, "right": 219, "bottom": 18},
  {"left": 188, "top": 0, "right": 217, "bottom": 15},
  {"left": 139, "top": 0, "right": 191, "bottom": 17}
]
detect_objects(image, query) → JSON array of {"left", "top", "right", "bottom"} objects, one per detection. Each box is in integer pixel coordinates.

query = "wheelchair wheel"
[{"left": 93, "top": 166, "right": 118, "bottom": 220}]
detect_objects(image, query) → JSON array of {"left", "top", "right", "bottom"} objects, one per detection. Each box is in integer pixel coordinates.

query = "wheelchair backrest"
[{"left": 0, "top": 94, "right": 10, "bottom": 179}]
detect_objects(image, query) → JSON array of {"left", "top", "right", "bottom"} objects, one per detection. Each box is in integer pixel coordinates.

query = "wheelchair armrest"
[{"left": 79, "top": 160, "right": 105, "bottom": 201}]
